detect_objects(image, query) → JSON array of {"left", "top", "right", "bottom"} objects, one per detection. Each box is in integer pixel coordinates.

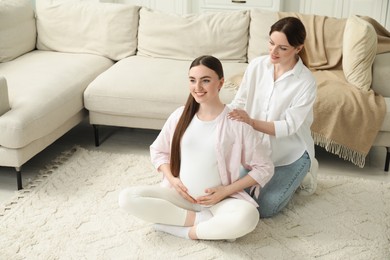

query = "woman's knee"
[
  {"left": 244, "top": 206, "right": 260, "bottom": 232},
  {"left": 118, "top": 187, "right": 144, "bottom": 211},
  {"left": 118, "top": 188, "right": 132, "bottom": 210},
  {"left": 258, "top": 206, "right": 278, "bottom": 218},
  {"left": 257, "top": 192, "right": 290, "bottom": 218},
  {"left": 230, "top": 203, "right": 260, "bottom": 237}
]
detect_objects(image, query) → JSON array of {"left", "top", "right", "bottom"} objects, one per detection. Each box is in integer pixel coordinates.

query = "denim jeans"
[{"left": 240, "top": 151, "right": 311, "bottom": 218}]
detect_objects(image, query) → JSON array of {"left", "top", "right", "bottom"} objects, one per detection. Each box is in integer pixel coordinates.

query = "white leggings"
[{"left": 118, "top": 185, "right": 259, "bottom": 240}]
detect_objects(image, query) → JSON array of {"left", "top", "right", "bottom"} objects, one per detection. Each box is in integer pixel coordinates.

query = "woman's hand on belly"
[
  {"left": 196, "top": 185, "right": 229, "bottom": 206},
  {"left": 170, "top": 177, "right": 197, "bottom": 203}
]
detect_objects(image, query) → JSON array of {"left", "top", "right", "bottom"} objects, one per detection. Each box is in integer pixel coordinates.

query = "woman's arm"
[
  {"left": 150, "top": 107, "right": 197, "bottom": 203},
  {"left": 242, "top": 126, "right": 274, "bottom": 197},
  {"left": 196, "top": 175, "right": 257, "bottom": 206},
  {"left": 150, "top": 107, "right": 184, "bottom": 169},
  {"left": 228, "top": 109, "right": 276, "bottom": 136}
]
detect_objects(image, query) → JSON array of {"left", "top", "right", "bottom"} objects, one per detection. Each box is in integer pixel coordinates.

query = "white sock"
[
  {"left": 195, "top": 208, "right": 213, "bottom": 225},
  {"left": 153, "top": 224, "right": 190, "bottom": 239}
]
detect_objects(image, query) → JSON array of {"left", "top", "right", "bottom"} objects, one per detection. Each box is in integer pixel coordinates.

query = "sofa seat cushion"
[
  {"left": 0, "top": 50, "right": 114, "bottom": 148},
  {"left": 84, "top": 56, "right": 247, "bottom": 121}
]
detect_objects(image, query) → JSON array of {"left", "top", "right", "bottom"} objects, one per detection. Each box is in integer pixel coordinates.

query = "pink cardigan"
[{"left": 150, "top": 106, "right": 274, "bottom": 207}]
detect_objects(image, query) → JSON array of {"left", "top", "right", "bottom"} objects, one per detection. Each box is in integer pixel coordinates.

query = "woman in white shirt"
[
  {"left": 119, "top": 55, "right": 274, "bottom": 240},
  {"left": 228, "top": 17, "right": 317, "bottom": 218}
]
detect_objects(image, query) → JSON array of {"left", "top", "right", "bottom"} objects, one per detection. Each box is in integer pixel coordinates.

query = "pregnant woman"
[{"left": 118, "top": 55, "right": 274, "bottom": 241}]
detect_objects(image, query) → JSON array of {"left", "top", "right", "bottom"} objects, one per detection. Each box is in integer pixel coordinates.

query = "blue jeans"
[{"left": 241, "top": 151, "right": 311, "bottom": 218}]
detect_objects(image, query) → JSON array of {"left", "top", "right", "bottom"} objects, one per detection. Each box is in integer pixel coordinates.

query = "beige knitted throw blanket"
[{"left": 278, "top": 12, "right": 388, "bottom": 167}]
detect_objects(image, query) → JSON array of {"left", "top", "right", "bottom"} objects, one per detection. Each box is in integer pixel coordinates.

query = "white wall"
[
  {"left": 282, "top": 0, "right": 300, "bottom": 12},
  {"left": 32, "top": 0, "right": 390, "bottom": 29},
  {"left": 297, "top": 0, "right": 390, "bottom": 30}
]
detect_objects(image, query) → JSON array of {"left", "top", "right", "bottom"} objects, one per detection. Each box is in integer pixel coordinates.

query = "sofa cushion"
[
  {"left": 0, "top": 51, "right": 114, "bottom": 148},
  {"left": 0, "top": 77, "right": 10, "bottom": 116},
  {"left": 248, "top": 9, "right": 278, "bottom": 62},
  {"left": 372, "top": 52, "right": 390, "bottom": 97},
  {"left": 0, "top": 0, "right": 36, "bottom": 62},
  {"left": 84, "top": 56, "right": 247, "bottom": 121},
  {"left": 36, "top": 1, "right": 140, "bottom": 61},
  {"left": 137, "top": 8, "right": 250, "bottom": 62},
  {"left": 380, "top": 97, "right": 390, "bottom": 131},
  {"left": 343, "top": 15, "right": 377, "bottom": 91}
]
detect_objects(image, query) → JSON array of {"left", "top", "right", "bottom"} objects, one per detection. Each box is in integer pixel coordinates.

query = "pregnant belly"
[{"left": 180, "top": 172, "right": 222, "bottom": 198}]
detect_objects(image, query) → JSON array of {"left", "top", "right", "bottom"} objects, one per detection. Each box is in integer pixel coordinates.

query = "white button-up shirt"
[{"left": 229, "top": 55, "right": 317, "bottom": 166}]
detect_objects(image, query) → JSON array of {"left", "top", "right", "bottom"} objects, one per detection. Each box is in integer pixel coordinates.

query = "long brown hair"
[{"left": 170, "top": 55, "right": 224, "bottom": 177}]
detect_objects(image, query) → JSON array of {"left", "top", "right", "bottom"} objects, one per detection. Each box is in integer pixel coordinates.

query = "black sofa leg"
[
  {"left": 385, "top": 147, "right": 389, "bottom": 172},
  {"left": 15, "top": 167, "right": 23, "bottom": 190},
  {"left": 93, "top": 124, "right": 100, "bottom": 147}
]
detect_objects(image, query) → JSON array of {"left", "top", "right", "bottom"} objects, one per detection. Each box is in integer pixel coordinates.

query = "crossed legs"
[{"left": 118, "top": 185, "right": 259, "bottom": 240}]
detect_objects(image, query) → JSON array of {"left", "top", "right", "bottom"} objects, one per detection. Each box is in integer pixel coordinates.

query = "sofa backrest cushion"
[
  {"left": 343, "top": 15, "right": 377, "bottom": 91},
  {"left": 0, "top": 0, "right": 36, "bottom": 62},
  {"left": 247, "top": 9, "right": 278, "bottom": 62},
  {"left": 36, "top": 1, "right": 140, "bottom": 61},
  {"left": 137, "top": 8, "right": 250, "bottom": 62}
]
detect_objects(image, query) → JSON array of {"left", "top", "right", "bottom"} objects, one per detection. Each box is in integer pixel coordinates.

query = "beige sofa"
[
  {"left": 84, "top": 6, "right": 390, "bottom": 171},
  {"left": 0, "top": 0, "right": 139, "bottom": 189},
  {"left": 1, "top": 1, "right": 389, "bottom": 190}
]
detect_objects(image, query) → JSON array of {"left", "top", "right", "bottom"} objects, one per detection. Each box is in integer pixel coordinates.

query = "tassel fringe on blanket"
[{"left": 312, "top": 132, "right": 367, "bottom": 168}]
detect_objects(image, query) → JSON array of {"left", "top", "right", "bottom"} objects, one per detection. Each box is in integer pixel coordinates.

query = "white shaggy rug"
[{"left": 1, "top": 147, "right": 389, "bottom": 259}]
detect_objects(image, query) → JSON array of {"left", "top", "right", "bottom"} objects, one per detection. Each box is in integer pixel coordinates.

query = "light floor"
[{"left": 1, "top": 119, "right": 389, "bottom": 204}]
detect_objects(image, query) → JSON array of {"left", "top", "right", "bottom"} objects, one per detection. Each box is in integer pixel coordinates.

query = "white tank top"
[{"left": 179, "top": 114, "right": 222, "bottom": 198}]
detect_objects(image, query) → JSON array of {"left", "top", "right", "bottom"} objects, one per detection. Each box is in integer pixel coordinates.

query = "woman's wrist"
[{"left": 250, "top": 119, "right": 255, "bottom": 129}]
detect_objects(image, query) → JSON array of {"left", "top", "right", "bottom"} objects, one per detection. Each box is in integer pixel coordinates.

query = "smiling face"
[
  {"left": 268, "top": 31, "right": 302, "bottom": 66},
  {"left": 188, "top": 64, "right": 224, "bottom": 105}
]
